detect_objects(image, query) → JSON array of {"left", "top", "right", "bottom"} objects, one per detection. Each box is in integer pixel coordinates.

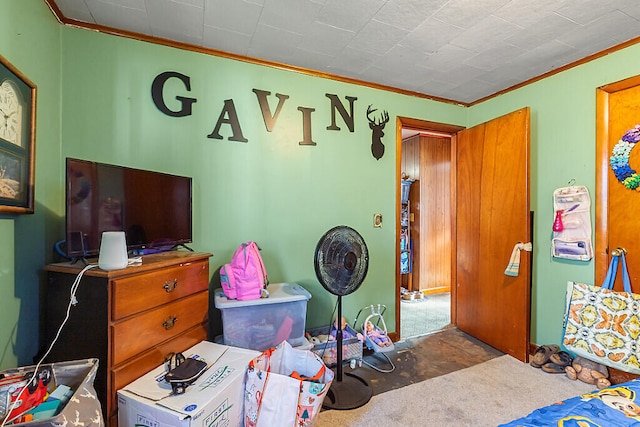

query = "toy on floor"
[
  {"left": 305, "top": 317, "right": 364, "bottom": 345},
  {"left": 355, "top": 304, "right": 395, "bottom": 353},
  {"left": 331, "top": 317, "right": 364, "bottom": 342},
  {"left": 365, "top": 321, "right": 392, "bottom": 347},
  {"left": 305, "top": 319, "right": 365, "bottom": 369},
  {"left": 565, "top": 356, "right": 611, "bottom": 389},
  {"left": 353, "top": 304, "right": 396, "bottom": 373}
]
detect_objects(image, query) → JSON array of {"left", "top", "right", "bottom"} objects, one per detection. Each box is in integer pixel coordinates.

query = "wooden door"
[
  {"left": 456, "top": 107, "right": 531, "bottom": 362},
  {"left": 596, "top": 77, "right": 640, "bottom": 287}
]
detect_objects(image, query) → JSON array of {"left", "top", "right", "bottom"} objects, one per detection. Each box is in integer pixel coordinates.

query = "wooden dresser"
[{"left": 43, "top": 251, "right": 212, "bottom": 426}]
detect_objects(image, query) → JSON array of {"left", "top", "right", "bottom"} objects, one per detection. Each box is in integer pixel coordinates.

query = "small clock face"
[{"left": 0, "top": 80, "right": 22, "bottom": 146}]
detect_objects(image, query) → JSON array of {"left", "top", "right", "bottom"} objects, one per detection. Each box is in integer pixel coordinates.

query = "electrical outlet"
[{"left": 373, "top": 213, "right": 383, "bottom": 228}]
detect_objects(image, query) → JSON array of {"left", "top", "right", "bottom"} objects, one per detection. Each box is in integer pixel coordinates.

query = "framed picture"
[{"left": 0, "top": 54, "right": 36, "bottom": 214}]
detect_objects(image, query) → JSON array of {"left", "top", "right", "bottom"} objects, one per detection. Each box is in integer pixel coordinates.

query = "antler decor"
[{"left": 367, "top": 105, "right": 389, "bottom": 160}]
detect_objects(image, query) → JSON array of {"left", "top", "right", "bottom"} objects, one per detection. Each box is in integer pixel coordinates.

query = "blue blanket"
[{"left": 500, "top": 379, "right": 640, "bottom": 426}]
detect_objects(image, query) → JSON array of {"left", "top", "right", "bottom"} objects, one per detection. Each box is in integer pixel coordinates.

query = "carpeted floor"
[
  {"left": 400, "top": 292, "right": 450, "bottom": 339},
  {"left": 317, "top": 353, "right": 596, "bottom": 426}
]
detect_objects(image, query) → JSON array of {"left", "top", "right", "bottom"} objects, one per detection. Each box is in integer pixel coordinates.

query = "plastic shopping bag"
[{"left": 244, "top": 341, "right": 333, "bottom": 427}]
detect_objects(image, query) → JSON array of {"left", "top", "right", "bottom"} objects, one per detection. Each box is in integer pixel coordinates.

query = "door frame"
[
  {"left": 595, "top": 75, "right": 640, "bottom": 284},
  {"left": 395, "top": 117, "right": 464, "bottom": 338}
]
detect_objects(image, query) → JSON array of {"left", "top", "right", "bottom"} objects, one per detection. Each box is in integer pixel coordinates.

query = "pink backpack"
[{"left": 220, "top": 241, "right": 269, "bottom": 300}]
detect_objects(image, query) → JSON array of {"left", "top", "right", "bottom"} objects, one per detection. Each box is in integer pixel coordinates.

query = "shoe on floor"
[
  {"left": 549, "top": 351, "right": 572, "bottom": 367},
  {"left": 530, "top": 344, "right": 560, "bottom": 368},
  {"left": 541, "top": 362, "right": 567, "bottom": 374}
]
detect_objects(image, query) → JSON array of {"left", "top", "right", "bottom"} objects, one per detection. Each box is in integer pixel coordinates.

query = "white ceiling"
[{"left": 48, "top": 0, "right": 640, "bottom": 105}]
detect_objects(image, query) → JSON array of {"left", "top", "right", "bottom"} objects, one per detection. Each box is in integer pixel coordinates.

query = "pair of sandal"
[{"left": 530, "top": 344, "right": 573, "bottom": 373}]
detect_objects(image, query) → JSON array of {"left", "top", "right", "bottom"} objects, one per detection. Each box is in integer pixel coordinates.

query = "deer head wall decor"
[{"left": 367, "top": 105, "right": 389, "bottom": 160}]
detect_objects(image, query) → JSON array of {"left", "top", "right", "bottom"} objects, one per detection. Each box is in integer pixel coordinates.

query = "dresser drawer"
[
  {"left": 112, "top": 291, "right": 208, "bottom": 365},
  {"left": 110, "top": 324, "right": 206, "bottom": 417},
  {"left": 112, "top": 260, "right": 209, "bottom": 320}
]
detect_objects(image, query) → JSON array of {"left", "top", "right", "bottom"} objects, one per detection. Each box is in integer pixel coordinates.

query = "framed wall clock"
[{"left": 0, "top": 54, "right": 36, "bottom": 214}]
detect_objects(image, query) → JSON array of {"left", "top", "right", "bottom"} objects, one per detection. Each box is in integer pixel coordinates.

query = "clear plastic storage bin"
[{"left": 214, "top": 282, "right": 311, "bottom": 351}]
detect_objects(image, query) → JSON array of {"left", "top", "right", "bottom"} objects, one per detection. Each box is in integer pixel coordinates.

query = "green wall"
[
  {"left": 2, "top": 0, "right": 639, "bottom": 368},
  {"left": 0, "top": 0, "right": 62, "bottom": 369},
  {"left": 57, "top": 25, "right": 465, "bottom": 344}
]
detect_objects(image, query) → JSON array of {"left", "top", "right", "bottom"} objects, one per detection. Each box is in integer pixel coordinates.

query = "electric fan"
[{"left": 314, "top": 225, "right": 373, "bottom": 410}]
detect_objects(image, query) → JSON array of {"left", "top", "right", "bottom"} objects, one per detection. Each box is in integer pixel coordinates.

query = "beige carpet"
[{"left": 317, "top": 354, "right": 597, "bottom": 427}]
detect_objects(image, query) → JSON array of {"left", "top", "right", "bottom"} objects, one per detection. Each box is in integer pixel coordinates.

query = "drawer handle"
[
  {"left": 163, "top": 316, "right": 178, "bottom": 330},
  {"left": 163, "top": 279, "right": 179, "bottom": 292}
]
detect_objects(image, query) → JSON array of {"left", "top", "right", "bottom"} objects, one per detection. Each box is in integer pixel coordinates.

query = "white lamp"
[{"left": 98, "top": 231, "right": 128, "bottom": 270}]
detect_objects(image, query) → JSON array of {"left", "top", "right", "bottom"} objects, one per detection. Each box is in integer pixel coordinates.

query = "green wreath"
[{"left": 610, "top": 124, "right": 640, "bottom": 190}]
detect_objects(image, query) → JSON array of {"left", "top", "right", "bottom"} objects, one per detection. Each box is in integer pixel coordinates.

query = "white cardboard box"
[{"left": 117, "top": 341, "right": 259, "bottom": 427}]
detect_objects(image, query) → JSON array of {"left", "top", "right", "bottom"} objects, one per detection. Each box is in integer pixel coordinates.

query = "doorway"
[
  {"left": 395, "top": 110, "right": 531, "bottom": 361},
  {"left": 396, "top": 118, "right": 463, "bottom": 339}
]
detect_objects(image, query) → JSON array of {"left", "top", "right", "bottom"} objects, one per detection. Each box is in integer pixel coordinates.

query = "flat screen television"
[{"left": 65, "top": 157, "right": 192, "bottom": 259}]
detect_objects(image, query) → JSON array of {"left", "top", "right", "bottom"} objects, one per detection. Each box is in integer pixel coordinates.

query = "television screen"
[{"left": 65, "top": 158, "right": 192, "bottom": 258}]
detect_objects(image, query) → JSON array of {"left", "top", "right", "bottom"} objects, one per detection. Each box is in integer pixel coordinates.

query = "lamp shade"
[{"left": 98, "top": 231, "right": 128, "bottom": 270}]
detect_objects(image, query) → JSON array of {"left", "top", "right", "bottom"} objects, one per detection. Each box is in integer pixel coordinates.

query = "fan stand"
[{"left": 322, "top": 295, "right": 373, "bottom": 410}]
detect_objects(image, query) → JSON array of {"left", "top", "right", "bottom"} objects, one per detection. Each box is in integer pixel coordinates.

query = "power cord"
[
  {"left": 127, "top": 256, "right": 142, "bottom": 265},
  {"left": 313, "top": 299, "right": 338, "bottom": 363},
  {"left": 53, "top": 240, "right": 69, "bottom": 259},
  {"left": 1, "top": 263, "right": 97, "bottom": 426}
]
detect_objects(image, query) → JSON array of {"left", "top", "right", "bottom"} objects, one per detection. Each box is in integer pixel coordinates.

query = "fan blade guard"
[{"left": 314, "top": 225, "right": 369, "bottom": 296}]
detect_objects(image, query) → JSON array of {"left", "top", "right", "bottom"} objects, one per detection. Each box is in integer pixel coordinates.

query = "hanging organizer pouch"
[{"left": 551, "top": 185, "right": 593, "bottom": 261}]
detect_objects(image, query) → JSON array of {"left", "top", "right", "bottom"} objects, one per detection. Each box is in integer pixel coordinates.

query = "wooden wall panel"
[
  {"left": 420, "top": 135, "right": 451, "bottom": 292},
  {"left": 401, "top": 134, "right": 451, "bottom": 293},
  {"left": 401, "top": 135, "right": 420, "bottom": 180},
  {"left": 409, "top": 179, "right": 420, "bottom": 291}
]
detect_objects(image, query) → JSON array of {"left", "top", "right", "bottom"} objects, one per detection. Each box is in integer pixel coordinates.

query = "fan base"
[{"left": 322, "top": 372, "right": 373, "bottom": 410}]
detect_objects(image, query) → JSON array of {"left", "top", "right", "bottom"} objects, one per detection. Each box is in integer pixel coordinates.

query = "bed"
[{"left": 500, "top": 379, "right": 640, "bottom": 426}]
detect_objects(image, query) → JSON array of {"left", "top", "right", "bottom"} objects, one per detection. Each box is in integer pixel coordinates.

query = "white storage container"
[{"left": 214, "top": 282, "right": 312, "bottom": 351}]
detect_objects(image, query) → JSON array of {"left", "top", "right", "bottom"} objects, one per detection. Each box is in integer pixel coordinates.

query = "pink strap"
[{"left": 249, "top": 242, "right": 269, "bottom": 286}]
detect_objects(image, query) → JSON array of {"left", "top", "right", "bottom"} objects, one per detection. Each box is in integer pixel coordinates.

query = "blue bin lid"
[{"left": 214, "top": 282, "right": 311, "bottom": 308}]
